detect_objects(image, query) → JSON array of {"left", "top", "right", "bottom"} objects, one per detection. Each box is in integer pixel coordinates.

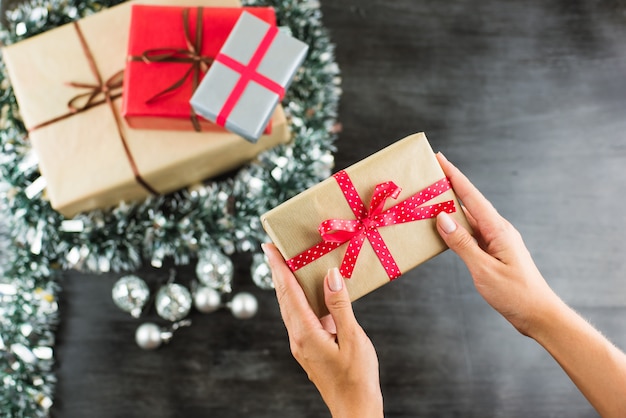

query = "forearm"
[
  {"left": 434, "top": 154, "right": 626, "bottom": 415},
  {"left": 531, "top": 296, "right": 626, "bottom": 417}
]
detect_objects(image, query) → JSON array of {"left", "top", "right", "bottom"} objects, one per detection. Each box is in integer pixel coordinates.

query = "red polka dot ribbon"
[{"left": 286, "top": 170, "right": 456, "bottom": 280}]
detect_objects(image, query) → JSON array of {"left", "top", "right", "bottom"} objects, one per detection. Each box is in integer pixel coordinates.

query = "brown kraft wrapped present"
[{"left": 261, "top": 133, "right": 471, "bottom": 317}]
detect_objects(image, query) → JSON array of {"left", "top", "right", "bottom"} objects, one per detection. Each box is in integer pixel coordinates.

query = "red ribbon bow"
[{"left": 286, "top": 170, "right": 456, "bottom": 280}]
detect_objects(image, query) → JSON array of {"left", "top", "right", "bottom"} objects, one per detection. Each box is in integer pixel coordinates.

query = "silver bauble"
[
  {"left": 195, "top": 250, "right": 234, "bottom": 293},
  {"left": 111, "top": 275, "right": 150, "bottom": 318},
  {"left": 250, "top": 253, "right": 274, "bottom": 290},
  {"left": 230, "top": 292, "right": 258, "bottom": 319},
  {"left": 155, "top": 283, "right": 192, "bottom": 322},
  {"left": 194, "top": 286, "right": 221, "bottom": 313},
  {"left": 135, "top": 323, "right": 163, "bottom": 350}
]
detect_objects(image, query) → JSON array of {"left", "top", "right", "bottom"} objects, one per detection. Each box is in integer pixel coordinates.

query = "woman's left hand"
[{"left": 263, "top": 243, "right": 384, "bottom": 418}]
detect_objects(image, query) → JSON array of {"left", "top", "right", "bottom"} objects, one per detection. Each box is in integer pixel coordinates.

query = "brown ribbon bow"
[
  {"left": 133, "top": 7, "right": 211, "bottom": 132},
  {"left": 66, "top": 70, "right": 124, "bottom": 113},
  {"left": 30, "top": 21, "right": 158, "bottom": 197}
]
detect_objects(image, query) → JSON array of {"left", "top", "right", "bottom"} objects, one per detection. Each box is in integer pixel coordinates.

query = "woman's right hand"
[
  {"left": 434, "top": 152, "right": 560, "bottom": 337},
  {"left": 434, "top": 153, "right": 626, "bottom": 417}
]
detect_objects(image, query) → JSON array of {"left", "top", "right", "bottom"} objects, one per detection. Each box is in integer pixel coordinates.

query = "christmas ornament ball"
[
  {"left": 135, "top": 323, "right": 163, "bottom": 350},
  {"left": 194, "top": 286, "right": 221, "bottom": 313},
  {"left": 250, "top": 253, "right": 274, "bottom": 290},
  {"left": 195, "top": 250, "right": 234, "bottom": 293},
  {"left": 230, "top": 292, "right": 258, "bottom": 319},
  {"left": 155, "top": 283, "right": 192, "bottom": 322},
  {"left": 111, "top": 275, "right": 150, "bottom": 318}
]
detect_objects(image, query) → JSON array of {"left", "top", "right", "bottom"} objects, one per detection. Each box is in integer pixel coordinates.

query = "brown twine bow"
[
  {"left": 30, "top": 21, "right": 158, "bottom": 197},
  {"left": 66, "top": 70, "right": 124, "bottom": 112},
  {"left": 131, "top": 7, "right": 211, "bottom": 132}
]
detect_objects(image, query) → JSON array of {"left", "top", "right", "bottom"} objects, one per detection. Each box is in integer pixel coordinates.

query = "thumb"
[
  {"left": 324, "top": 267, "right": 358, "bottom": 338},
  {"left": 436, "top": 211, "right": 491, "bottom": 270}
]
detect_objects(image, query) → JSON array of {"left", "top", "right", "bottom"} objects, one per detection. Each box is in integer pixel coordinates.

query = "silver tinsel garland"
[{"left": 0, "top": 0, "right": 341, "bottom": 415}]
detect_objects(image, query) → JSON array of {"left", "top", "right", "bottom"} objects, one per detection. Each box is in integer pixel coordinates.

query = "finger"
[
  {"left": 461, "top": 205, "right": 478, "bottom": 231},
  {"left": 460, "top": 205, "right": 492, "bottom": 250},
  {"left": 324, "top": 267, "right": 359, "bottom": 343},
  {"left": 320, "top": 314, "right": 337, "bottom": 335},
  {"left": 436, "top": 152, "right": 500, "bottom": 226},
  {"left": 436, "top": 211, "right": 496, "bottom": 275},
  {"left": 262, "top": 243, "right": 320, "bottom": 331}
]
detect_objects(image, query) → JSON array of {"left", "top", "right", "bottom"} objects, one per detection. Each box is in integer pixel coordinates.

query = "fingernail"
[
  {"left": 437, "top": 211, "right": 457, "bottom": 234},
  {"left": 328, "top": 268, "right": 343, "bottom": 292},
  {"left": 261, "top": 243, "right": 274, "bottom": 265},
  {"left": 437, "top": 151, "right": 448, "bottom": 162}
]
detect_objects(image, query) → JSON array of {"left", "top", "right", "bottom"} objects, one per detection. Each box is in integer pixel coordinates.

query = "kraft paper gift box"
[
  {"left": 123, "top": 5, "right": 276, "bottom": 132},
  {"left": 190, "top": 11, "right": 308, "bottom": 143},
  {"left": 2, "top": 0, "right": 290, "bottom": 218},
  {"left": 261, "top": 133, "right": 471, "bottom": 317}
]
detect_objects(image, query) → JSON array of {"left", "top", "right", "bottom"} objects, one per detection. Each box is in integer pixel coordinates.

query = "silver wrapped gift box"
[{"left": 190, "top": 11, "right": 308, "bottom": 143}]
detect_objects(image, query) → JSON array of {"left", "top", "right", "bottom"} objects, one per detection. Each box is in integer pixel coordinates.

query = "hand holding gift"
[
  {"left": 261, "top": 133, "right": 471, "bottom": 316},
  {"left": 263, "top": 243, "right": 384, "bottom": 418},
  {"left": 264, "top": 146, "right": 626, "bottom": 418}
]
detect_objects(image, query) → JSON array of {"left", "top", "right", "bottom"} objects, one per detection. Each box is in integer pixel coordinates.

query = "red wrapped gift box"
[{"left": 123, "top": 5, "right": 276, "bottom": 132}]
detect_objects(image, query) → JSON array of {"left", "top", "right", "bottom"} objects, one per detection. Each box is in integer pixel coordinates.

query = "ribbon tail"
[
  {"left": 190, "top": 107, "right": 202, "bottom": 132},
  {"left": 339, "top": 234, "right": 366, "bottom": 279},
  {"left": 67, "top": 91, "right": 96, "bottom": 112},
  {"left": 145, "top": 66, "right": 194, "bottom": 104},
  {"left": 105, "top": 95, "right": 158, "bottom": 196},
  {"left": 364, "top": 229, "right": 401, "bottom": 280}
]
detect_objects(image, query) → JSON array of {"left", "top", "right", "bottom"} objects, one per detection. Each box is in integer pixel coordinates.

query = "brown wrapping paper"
[
  {"left": 261, "top": 133, "right": 471, "bottom": 317},
  {"left": 2, "top": 0, "right": 290, "bottom": 217}
]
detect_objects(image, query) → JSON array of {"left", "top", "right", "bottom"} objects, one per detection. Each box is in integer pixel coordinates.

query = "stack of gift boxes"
[{"left": 2, "top": 0, "right": 308, "bottom": 218}]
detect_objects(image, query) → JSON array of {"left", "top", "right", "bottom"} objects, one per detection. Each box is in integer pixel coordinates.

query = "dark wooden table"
[{"left": 47, "top": 0, "right": 626, "bottom": 416}]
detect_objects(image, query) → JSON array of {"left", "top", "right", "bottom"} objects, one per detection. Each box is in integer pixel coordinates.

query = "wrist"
[
  {"left": 327, "top": 385, "right": 383, "bottom": 418},
  {"left": 524, "top": 291, "right": 571, "bottom": 344},
  {"left": 330, "top": 399, "right": 383, "bottom": 418}
]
